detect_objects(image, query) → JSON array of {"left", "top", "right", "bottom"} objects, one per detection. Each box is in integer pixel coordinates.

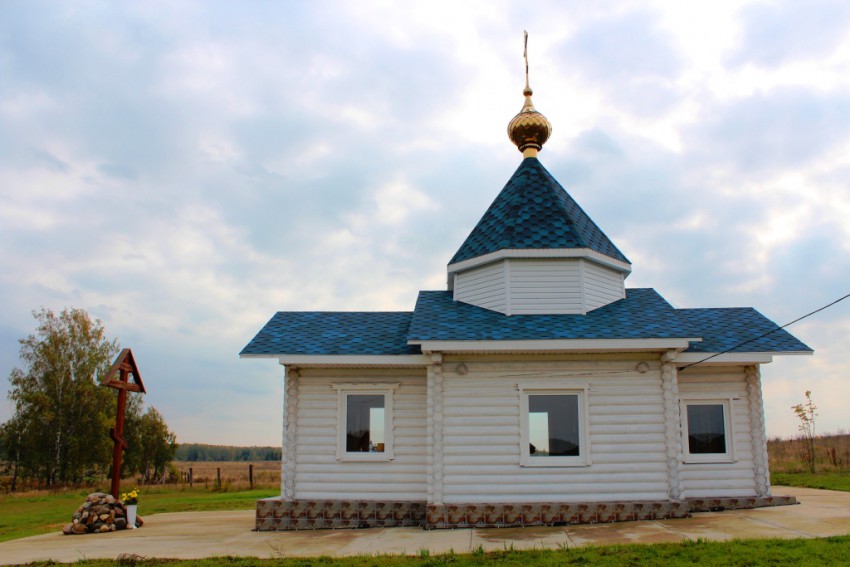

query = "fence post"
[
  {"left": 189, "top": 467, "right": 193, "bottom": 488},
  {"left": 249, "top": 464, "right": 254, "bottom": 489},
  {"left": 217, "top": 467, "right": 221, "bottom": 488}
]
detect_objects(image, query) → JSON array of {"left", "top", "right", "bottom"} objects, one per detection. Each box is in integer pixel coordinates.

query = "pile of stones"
[{"left": 63, "top": 492, "right": 143, "bottom": 535}]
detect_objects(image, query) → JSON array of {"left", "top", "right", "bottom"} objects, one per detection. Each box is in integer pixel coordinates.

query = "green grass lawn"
[
  {"left": 772, "top": 471, "right": 850, "bottom": 492},
  {"left": 0, "top": 486, "right": 276, "bottom": 543},
  {"left": 14, "top": 535, "right": 850, "bottom": 566}
]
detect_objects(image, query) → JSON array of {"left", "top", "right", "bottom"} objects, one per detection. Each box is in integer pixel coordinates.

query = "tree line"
[
  {"left": 0, "top": 308, "right": 177, "bottom": 489},
  {"left": 175, "top": 444, "right": 281, "bottom": 462}
]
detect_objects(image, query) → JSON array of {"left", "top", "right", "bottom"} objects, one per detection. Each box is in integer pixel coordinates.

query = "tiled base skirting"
[
  {"left": 425, "top": 500, "right": 690, "bottom": 528},
  {"left": 256, "top": 499, "right": 425, "bottom": 530},
  {"left": 255, "top": 495, "right": 797, "bottom": 531}
]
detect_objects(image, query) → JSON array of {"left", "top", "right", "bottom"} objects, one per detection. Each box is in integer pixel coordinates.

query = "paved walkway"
[{"left": 2, "top": 487, "right": 849, "bottom": 564}]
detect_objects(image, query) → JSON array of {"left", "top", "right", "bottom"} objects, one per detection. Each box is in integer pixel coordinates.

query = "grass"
[
  {"left": 768, "top": 433, "right": 850, "bottom": 492},
  {"left": 0, "top": 485, "right": 276, "bottom": 543},
  {"left": 12, "top": 535, "right": 850, "bottom": 566},
  {"left": 772, "top": 472, "right": 850, "bottom": 492}
]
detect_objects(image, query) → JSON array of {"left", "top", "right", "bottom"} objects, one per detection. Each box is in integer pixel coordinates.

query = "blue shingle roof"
[
  {"left": 241, "top": 290, "right": 810, "bottom": 357},
  {"left": 408, "top": 289, "right": 686, "bottom": 341},
  {"left": 677, "top": 307, "right": 811, "bottom": 353},
  {"left": 407, "top": 289, "right": 811, "bottom": 354},
  {"left": 240, "top": 311, "right": 420, "bottom": 356},
  {"left": 449, "top": 157, "right": 630, "bottom": 265}
]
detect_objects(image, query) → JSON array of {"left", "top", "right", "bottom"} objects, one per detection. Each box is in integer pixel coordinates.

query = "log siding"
[
  {"left": 292, "top": 368, "right": 428, "bottom": 501},
  {"left": 678, "top": 365, "right": 757, "bottom": 497}
]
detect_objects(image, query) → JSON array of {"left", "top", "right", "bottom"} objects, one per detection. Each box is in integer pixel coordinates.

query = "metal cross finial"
[{"left": 523, "top": 30, "right": 530, "bottom": 89}]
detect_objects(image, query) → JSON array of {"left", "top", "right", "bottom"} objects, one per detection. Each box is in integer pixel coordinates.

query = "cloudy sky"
[{"left": 2, "top": 0, "right": 849, "bottom": 446}]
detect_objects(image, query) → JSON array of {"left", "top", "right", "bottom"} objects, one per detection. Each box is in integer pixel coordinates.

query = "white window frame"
[
  {"left": 333, "top": 383, "right": 398, "bottom": 462},
  {"left": 519, "top": 387, "right": 591, "bottom": 467},
  {"left": 680, "top": 398, "right": 735, "bottom": 464}
]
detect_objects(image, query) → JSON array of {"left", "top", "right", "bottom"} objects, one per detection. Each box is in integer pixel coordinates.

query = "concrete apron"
[{"left": 1, "top": 487, "right": 849, "bottom": 565}]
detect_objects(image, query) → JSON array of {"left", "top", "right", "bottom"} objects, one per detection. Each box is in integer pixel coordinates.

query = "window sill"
[
  {"left": 520, "top": 459, "right": 589, "bottom": 468},
  {"left": 337, "top": 453, "right": 394, "bottom": 462},
  {"left": 683, "top": 457, "right": 736, "bottom": 464}
]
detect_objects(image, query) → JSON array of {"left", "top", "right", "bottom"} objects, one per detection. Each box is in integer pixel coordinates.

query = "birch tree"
[{"left": 4, "top": 308, "right": 118, "bottom": 485}]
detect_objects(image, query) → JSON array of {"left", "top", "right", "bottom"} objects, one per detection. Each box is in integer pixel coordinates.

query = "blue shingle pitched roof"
[
  {"left": 449, "top": 157, "right": 630, "bottom": 265},
  {"left": 240, "top": 290, "right": 810, "bottom": 357},
  {"left": 406, "top": 289, "right": 811, "bottom": 354},
  {"left": 677, "top": 308, "right": 811, "bottom": 353},
  {"left": 408, "top": 289, "right": 686, "bottom": 342},
  {"left": 240, "top": 311, "right": 420, "bottom": 356}
]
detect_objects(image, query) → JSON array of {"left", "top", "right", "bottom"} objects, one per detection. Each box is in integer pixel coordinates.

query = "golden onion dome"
[{"left": 508, "top": 32, "right": 552, "bottom": 156}]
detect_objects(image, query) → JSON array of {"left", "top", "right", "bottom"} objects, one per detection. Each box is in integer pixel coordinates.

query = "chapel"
[{"left": 242, "top": 49, "right": 810, "bottom": 530}]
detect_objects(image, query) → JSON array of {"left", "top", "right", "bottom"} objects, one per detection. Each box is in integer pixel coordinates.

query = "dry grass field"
[
  {"left": 172, "top": 461, "right": 280, "bottom": 489},
  {"left": 768, "top": 433, "right": 850, "bottom": 473}
]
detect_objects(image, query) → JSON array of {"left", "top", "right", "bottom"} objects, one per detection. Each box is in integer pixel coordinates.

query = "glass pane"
[
  {"left": 687, "top": 404, "right": 726, "bottom": 454},
  {"left": 346, "top": 394, "right": 385, "bottom": 452},
  {"left": 528, "top": 395, "right": 580, "bottom": 457}
]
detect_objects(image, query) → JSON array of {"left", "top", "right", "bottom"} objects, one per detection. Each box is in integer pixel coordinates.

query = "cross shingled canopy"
[{"left": 100, "top": 348, "right": 146, "bottom": 393}]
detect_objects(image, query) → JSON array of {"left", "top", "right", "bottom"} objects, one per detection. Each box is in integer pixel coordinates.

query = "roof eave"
[
  {"left": 277, "top": 354, "right": 431, "bottom": 368},
  {"left": 447, "top": 248, "right": 632, "bottom": 278},
  {"left": 408, "top": 337, "right": 700, "bottom": 354},
  {"left": 674, "top": 350, "right": 813, "bottom": 366}
]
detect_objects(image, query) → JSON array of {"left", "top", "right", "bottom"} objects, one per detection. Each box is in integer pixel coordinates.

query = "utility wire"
[
  {"left": 497, "top": 291, "right": 850, "bottom": 379},
  {"left": 678, "top": 292, "right": 850, "bottom": 372}
]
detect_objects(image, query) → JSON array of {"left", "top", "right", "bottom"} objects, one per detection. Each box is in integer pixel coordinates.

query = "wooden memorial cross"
[{"left": 100, "top": 348, "right": 146, "bottom": 499}]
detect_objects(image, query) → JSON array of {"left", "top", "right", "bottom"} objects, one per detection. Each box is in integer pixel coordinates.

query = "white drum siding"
[
  {"left": 293, "top": 368, "right": 428, "bottom": 501},
  {"left": 454, "top": 262, "right": 507, "bottom": 313},
  {"left": 507, "top": 259, "right": 583, "bottom": 314},
  {"left": 453, "top": 258, "right": 626, "bottom": 315},
  {"left": 583, "top": 260, "right": 626, "bottom": 311}
]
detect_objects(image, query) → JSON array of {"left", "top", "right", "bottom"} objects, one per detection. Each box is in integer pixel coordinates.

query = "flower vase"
[{"left": 126, "top": 504, "right": 137, "bottom": 528}]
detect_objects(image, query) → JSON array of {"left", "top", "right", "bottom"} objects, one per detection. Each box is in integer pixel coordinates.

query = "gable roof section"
[
  {"left": 449, "top": 157, "right": 630, "bottom": 266},
  {"left": 240, "top": 311, "right": 420, "bottom": 356},
  {"left": 408, "top": 288, "right": 812, "bottom": 354},
  {"left": 677, "top": 307, "right": 811, "bottom": 353}
]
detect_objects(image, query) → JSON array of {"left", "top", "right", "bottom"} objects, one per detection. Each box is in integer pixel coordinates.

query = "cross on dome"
[{"left": 507, "top": 31, "right": 552, "bottom": 157}]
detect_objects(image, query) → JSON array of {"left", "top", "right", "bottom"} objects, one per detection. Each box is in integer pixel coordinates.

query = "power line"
[
  {"left": 678, "top": 292, "right": 850, "bottom": 372},
  {"left": 500, "top": 291, "right": 849, "bottom": 378}
]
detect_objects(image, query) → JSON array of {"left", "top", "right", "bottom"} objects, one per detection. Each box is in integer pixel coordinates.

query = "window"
[
  {"left": 681, "top": 400, "right": 734, "bottom": 463},
  {"left": 334, "top": 384, "right": 396, "bottom": 461},
  {"left": 520, "top": 388, "right": 590, "bottom": 467}
]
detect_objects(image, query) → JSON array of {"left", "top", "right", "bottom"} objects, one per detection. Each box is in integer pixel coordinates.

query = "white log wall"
[
  {"left": 439, "top": 355, "right": 670, "bottom": 503},
  {"left": 287, "top": 360, "right": 763, "bottom": 504},
  {"left": 678, "top": 365, "right": 757, "bottom": 497},
  {"left": 293, "top": 368, "right": 428, "bottom": 501},
  {"left": 453, "top": 259, "right": 625, "bottom": 316}
]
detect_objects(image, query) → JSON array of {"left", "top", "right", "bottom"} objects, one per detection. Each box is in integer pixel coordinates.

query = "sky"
[{"left": 1, "top": 0, "right": 849, "bottom": 446}]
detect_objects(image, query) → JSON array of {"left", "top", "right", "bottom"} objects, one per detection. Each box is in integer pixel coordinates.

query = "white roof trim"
[
  {"left": 675, "top": 350, "right": 813, "bottom": 366},
  {"left": 447, "top": 248, "right": 632, "bottom": 276},
  {"left": 410, "top": 338, "right": 701, "bottom": 353},
  {"left": 274, "top": 354, "right": 430, "bottom": 368}
]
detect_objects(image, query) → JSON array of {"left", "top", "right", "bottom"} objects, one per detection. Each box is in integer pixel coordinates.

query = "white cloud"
[{"left": 1, "top": 0, "right": 849, "bottom": 443}]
